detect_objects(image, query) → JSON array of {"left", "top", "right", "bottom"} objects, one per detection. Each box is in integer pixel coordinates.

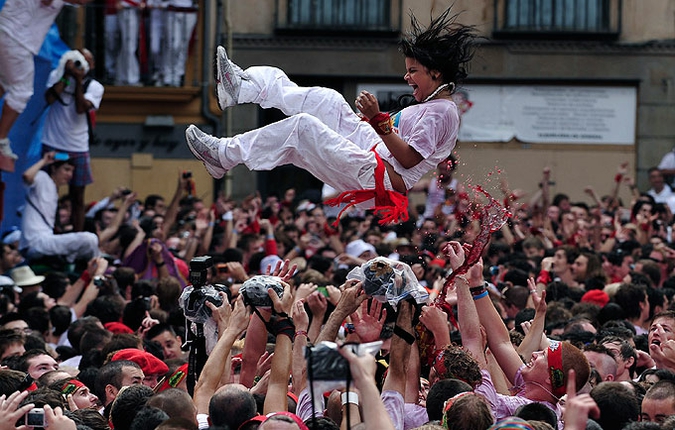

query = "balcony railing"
[
  {"left": 493, "top": 0, "right": 621, "bottom": 40},
  {"left": 276, "top": 0, "right": 402, "bottom": 35}
]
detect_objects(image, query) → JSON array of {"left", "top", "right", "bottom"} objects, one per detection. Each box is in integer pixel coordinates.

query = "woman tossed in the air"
[{"left": 186, "top": 7, "right": 476, "bottom": 224}]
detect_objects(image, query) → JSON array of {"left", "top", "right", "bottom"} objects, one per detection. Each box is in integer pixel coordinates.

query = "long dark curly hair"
[{"left": 398, "top": 7, "right": 477, "bottom": 89}]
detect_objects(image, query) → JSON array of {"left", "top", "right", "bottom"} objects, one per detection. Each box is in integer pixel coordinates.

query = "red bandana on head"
[
  {"left": 547, "top": 340, "right": 565, "bottom": 397},
  {"left": 61, "top": 379, "right": 86, "bottom": 396},
  {"left": 156, "top": 363, "right": 188, "bottom": 392}
]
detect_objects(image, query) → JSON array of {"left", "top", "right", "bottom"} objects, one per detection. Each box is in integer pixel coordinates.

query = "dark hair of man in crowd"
[
  {"left": 614, "top": 283, "right": 648, "bottom": 321},
  {"left": 0, "top": 369, "right": 26, "bottom": 396},
  {"left": 101, "top": 334, "right": 142, "bottom": 361},
  {"left": 129, "top": 406, "right": 169, "bottom": 430},
  {"left": 70, "top": 408, "right": 111, "bottom": 430},
  {"left": 426, "top": 378, "right": 473, "bottom": 421},
  {"left": 110, "top": 384, "right": 155, "bottom": 430},
  {"left": 515, "top": 400, "right": 558, "bottom": 430},
  {"left": 80, "top": 328, "right": 112, "bottom": 353},
  {"left": 146, "top": 388, "right": 197, "bottom": 424},
  {"left": 42, "top": 272, "right": 70, "bottom": 300},
  {"left": 86, "top": 295, "right": 126, "bottom": 325},
  {"left": 49, "top": 305, "right": 72, "bottom": 338},
  {"left": 123, "top": 298, "right": 151, "bottom": 331},
  {"left": 209, "top": 385, "right": 258, "bottom": 430},
  {"left": 94, "top": 360, "right": 142, "bottom": 404},
  {"left": 444, "top": 393, "right": 494, "bottom": 430},
  {"left": 145, "top": 323, "right": 176, "bottom": 342},
  {"left": 113, "top": 267, "right": 137, "bottom": 295},
  {"left": 589, "top": 381, "right": 640, "bottom": 430},
  {"left": 20, "top": 386, "right": 66, "bottom": 409},
  {"left": 67, "top": 316, "right": 102, "bottom": 354},
  {"left": 0, "top": 328, "right": 24, "bottom": 357},
  {"left": 16, "top": 349, "right": 50, "bottom": 373},
  {"left": 599, "top": 335, "right": 638, "bottom": 378}
]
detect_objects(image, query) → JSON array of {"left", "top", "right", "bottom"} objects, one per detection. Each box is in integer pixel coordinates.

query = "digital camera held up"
[{"left": 179, "top": 256, "right": 229, "bottom": 324}]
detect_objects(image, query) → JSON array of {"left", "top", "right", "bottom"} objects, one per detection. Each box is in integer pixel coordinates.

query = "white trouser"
[
  {"left": 0, "top": 32, "right": 34, "bottom": 113},
  {"left": 149, "top": 8, "right": 164, "bottom": 74},
  {"left": 104, "top": 14, "right": 119, "bottom": 80},
  {"left": 25, "top": 232, "right": 100, "bottom": 263},
  {"left": 219, "top": 66, "right": 392, "bottom": 193},
  {"left": 116, "top": 8, "right": 140, "bottom": 85},
  {"left": 161, "top": 11, "right": 197, "bottom": 86}
]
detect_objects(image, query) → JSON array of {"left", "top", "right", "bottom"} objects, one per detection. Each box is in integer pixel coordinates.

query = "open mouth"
[{"left": 652, "top": 340, "right": 661, "bottom": 346}]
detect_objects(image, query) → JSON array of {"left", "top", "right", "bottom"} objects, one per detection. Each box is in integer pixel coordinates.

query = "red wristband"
[
  {"left": 614, "top": 173, "right": 623, "bottom": 183},
  {"left": 369, "top": 112, "right": 393, "bottom": 135},
  {"left": 536, "top": 270, "right": 551, "bottom": 285},
  {"left": 80, "top": 271, "right": 92, "bottom": 285}
]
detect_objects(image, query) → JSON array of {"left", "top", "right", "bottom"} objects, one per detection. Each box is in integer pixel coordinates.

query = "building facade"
[{"left": 79, "top": 0, "right": 675, "bottom": 207}]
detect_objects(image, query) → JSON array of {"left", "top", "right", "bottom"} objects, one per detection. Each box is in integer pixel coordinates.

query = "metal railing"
[
  {"left": 276, "top": 0, "right": 402, "bottom": 34},
  {"left": 493, "top": 0, "right": 621, "bottom": 39}
]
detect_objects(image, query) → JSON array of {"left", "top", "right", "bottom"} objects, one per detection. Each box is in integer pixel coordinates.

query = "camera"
[
  {"left": 183, "top": 171, "right": 192, "bottom": 179},
  {"left": 74, "top": 60, "right": 83, "bottom": 69},
  {"left": 239, "top": 275, "right": 284, "bottom": 308},
  {"left": 180, "top": 256, "right": 232, "bottom": 323},
  {"left": 121, "top": 188, "right": 132, "bottom": 196},
  {"left": 26, "top": 408, "right": 45, "bottom": 428},
  {"left": 305, "top": 341, "right": 383, "bottom": 382},
  {"left": 93, "top": 275, "right": 105, "bottom": 288}
]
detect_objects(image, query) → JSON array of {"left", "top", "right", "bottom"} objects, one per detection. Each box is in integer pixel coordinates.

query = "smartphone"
[
  {"left": 54, "top": 152, "right": 69, "bottom": 161},
  {"left": 26, "top": 408, "right": 45, "bottom": 428},
  {"left": 317, "top": 286, "right": 330, "bottom": 297}
]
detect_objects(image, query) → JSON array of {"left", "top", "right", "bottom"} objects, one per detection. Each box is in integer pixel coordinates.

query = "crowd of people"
[{"left": 3, "top": 145, "right": 675, "bottom": 430}]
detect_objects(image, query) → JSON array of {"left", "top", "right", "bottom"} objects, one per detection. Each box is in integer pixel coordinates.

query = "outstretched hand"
[{"left": 351, "top": 299, "right": 387, "bottom": 343}]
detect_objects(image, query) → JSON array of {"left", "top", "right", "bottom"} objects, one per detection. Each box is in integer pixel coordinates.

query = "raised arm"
[
  {"left": 316, "top": 281, "right": 366, "bottom": 344},
  {"left": 23, "top": 152, "right": 54, "bottom": 185},
  {"left": 263, "top": 282, "right": 296, "bottom": 414},
  {"left": 193, "top": 294, "right": 250, "bottom": 414},
  {"left": 516, "top": 278, "right": 550, "bottom": 360},
  {"left": 340, "top": 346, "right": 396, "bottom": 430}
]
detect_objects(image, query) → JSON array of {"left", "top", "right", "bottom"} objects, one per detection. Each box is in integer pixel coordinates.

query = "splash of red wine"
[{"left": 435, "top": 185, "right": 512, "bottom": 308}]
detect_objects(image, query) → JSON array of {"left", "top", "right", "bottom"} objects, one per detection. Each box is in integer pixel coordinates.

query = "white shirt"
[
  {"left": 377, "top": 98, "right": 459, "bottom": 190},
  {"left": 0, "top": 0, "right": 65, "bottom": 55},
  {"left": 20, "top": 170, "right": 56, "bottom": 251},
  {"left": 42, "top": 71, "right": 104, "bottom": 153}
]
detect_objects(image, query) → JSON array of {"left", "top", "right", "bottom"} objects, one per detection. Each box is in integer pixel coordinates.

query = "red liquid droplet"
[{"left": 435, "top": 185, "right": 512, "bottom": 308}]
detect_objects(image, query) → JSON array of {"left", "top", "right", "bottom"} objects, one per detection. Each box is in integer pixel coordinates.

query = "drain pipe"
[{"left": 201, "top": 0, "right": 224, "bottom": 199}]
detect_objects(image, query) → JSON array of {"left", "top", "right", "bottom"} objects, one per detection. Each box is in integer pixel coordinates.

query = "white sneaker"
[
  {"left": 0, "top": 138, "right": 18, "bottom": 160},
  {"left": 215, "top": 45, "right": 246, "bottom": 110},
  {"left": 185, "top": 125, "right": 227, "bottom": 178}
]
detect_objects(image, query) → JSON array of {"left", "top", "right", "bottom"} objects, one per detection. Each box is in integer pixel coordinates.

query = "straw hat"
[{"left": 10, "top": 266, "right": 45, "bottom": 287}]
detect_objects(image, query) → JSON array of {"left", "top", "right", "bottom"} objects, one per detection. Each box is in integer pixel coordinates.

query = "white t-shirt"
[
  {"left": 648, "top": 187, "right": 675, "bottom": 215},
  {"left": 42, "top": 71, "right": 104, "bottom": 153},
  {"left": 20, "top": 170, "right": 57, "bottom": 251},
  {"left": 0, "top": 0, "right": 65, "bottom": 55},
  {"left": 376, "top": 98, "right": 459, "bottom": 190}
]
